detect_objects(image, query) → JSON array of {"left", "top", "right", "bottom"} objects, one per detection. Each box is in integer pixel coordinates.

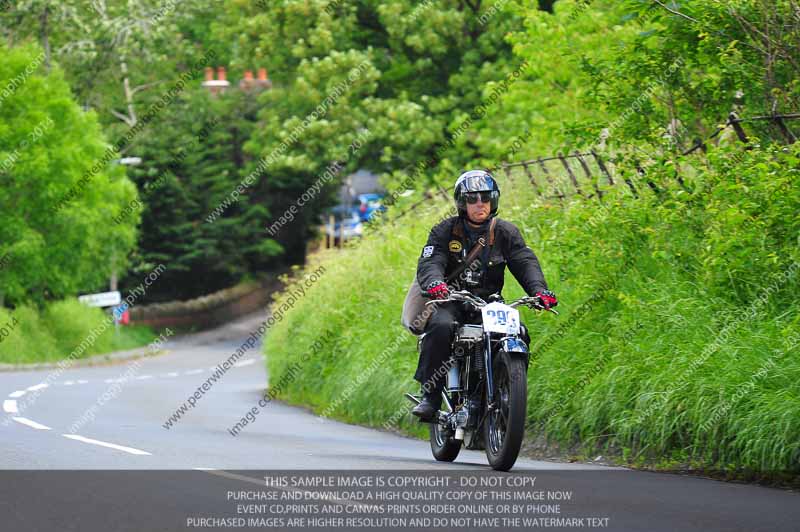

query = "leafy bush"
[
  {"left": 0, "top": 305, "right": 58, "bottom": 363},
  {"left": 43, "top": 300, "right": 118, "bottom": 358},
  {"left": 0, "top": 43, "right": 138, "bottom": 306},
  {"left": 0, "top": 300, "right": 155, "bottom": 364}
]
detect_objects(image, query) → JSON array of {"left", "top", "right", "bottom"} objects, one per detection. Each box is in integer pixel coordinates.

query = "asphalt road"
[{"left": 1, "top": 312, "right": 797, "bottom": 531}]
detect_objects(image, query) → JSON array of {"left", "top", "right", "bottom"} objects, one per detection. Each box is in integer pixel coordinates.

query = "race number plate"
[{"left": 481, "top": 302, "right": 520, "bottom": 334}]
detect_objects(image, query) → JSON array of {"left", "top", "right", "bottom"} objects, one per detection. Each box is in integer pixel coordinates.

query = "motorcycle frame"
[{"left": 422, "top": 290, "right": 553, "bottom": 433}]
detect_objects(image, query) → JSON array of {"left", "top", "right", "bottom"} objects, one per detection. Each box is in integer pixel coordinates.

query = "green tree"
[
  {"left": 0, "top": 42, "right": 138, "bottom": 306},
  {"left": 119, "top": 86, "right": 282, "bottom": 301},
  {"left": 213, "top": 0, "right": 523, "bottom": 265},
  {"left": 0, "top": 0, "right": 215, "bottom": 142}
]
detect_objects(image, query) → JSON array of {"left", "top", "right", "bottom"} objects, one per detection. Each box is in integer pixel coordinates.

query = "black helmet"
[{"left": 453, "top": 170, "right": 500, "bottom": 217}]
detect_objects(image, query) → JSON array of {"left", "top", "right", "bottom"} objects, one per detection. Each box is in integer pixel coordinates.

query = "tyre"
[
  {"left": 484, "top": 352, "right": 527, "bottom": 471},
  {"left": 429, "top": 392, "right": 462, "bottom": 462},
  {"left": 430, "top": 423, "right": 462, "bottom": 461}
]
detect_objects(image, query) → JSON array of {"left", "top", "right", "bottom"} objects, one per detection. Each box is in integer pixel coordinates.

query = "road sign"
[
  {"left": 78, "top": 291, "right": 122, "bottom": 308},
  {"left": 112, "top": 303, "right": 129, "bottom": 322}
]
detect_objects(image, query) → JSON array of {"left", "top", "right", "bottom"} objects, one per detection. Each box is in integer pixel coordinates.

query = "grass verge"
[
  {"left": 264, "top": 144, "right": 800, "bottom": 478},
  {"left": 0, "top": 299, "right": 157, "bottom": 364}
]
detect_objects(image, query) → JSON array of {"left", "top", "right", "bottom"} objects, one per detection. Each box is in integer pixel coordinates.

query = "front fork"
[
  {"left": 484, "top": 331, "right": 494, "bottom": 404},
  {"left": 484, "top": 334, "right": 529, "bottom": 408}
]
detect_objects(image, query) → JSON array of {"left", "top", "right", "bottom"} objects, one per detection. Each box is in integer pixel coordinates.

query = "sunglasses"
[{"left": 464, "top": 191, "right": 492, "bottom": 204}]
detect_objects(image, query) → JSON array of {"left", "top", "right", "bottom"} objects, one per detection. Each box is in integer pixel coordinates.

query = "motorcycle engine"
[{"left": 453, "top": 324, "right": 483, "bottom": 356}]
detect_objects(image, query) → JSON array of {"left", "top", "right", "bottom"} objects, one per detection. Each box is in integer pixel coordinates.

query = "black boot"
[{"left": 411, "top": 392, "right": 442, "bottom": 422}]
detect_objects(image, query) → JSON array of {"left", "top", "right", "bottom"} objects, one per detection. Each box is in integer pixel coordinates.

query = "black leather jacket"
[{"left": 416, "top": 215, "right": 548, "bottom": 299}]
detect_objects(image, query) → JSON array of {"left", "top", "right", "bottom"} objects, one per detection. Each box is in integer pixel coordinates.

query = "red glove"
[
  {"left": 426, "top": 281, "right": 450, "bottom": 300},
  {"left": 535, "top": 290, "right": 558, "bottom": 309}
]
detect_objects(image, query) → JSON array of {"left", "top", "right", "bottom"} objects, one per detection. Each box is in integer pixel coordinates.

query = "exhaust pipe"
[{"left": 404, "top": 393, "right": 421, "bottom": 405}]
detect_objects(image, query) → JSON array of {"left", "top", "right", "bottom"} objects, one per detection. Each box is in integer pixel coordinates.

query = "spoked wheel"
[
  {"left": 484, "top": 352, "right": 527, "bottom": 471},
  {"left": 429, "top": 391, "right": 462, "bottom": 462}
]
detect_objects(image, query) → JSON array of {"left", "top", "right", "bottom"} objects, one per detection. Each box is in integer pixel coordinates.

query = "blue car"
[
  {"left": 353, "top": 193, "right": 386, "bottom": 222},
  {"left": 322, "top": 205, "right": 363, "bottom": 244}
]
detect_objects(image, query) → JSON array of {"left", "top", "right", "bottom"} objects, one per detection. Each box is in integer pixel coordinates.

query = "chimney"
[
  {"left": 256, "top": 67, "right": 272, "bottom": 89},
  {"left": 240, "top": 69, "right": 255, "bottom": 91},
  {"left": 202, "top": 66, "right": 230, "bottom": 96}
]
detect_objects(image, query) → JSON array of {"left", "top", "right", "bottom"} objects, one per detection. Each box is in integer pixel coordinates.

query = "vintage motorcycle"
[{"left": 406, "top": 290, "right": 557, "bottom": 471}]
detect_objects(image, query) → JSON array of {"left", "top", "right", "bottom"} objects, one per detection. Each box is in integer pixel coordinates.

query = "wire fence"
[
  {"left": 491, "top": 111, "right": 800, "bottom": 202},
  {"left": 322, "top": 111, "right": 799, "bottom": 244}
]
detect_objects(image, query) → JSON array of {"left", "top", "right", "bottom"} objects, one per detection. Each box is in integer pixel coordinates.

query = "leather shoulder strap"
[
  {"left": 488, "top": 217, "right": 497, "bottom": 246},
  {"left": 446, "top": 229, "right": 487, "bottom": 283},
  {"left": 444, "top": 218, "right": 497, "bottom": 283}
]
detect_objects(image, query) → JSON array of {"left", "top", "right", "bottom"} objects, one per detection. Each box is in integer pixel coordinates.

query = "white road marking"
[
  {"left": 62, "top": 434, "right": 151, "bottom": 456},
  {"left": 166, "top": 372, "right": 179, "bottom": 377},
  {"left": 9, "top": 391, "right": 26, "bottom": 398},
  {"left": 26, "top": 383, "right": 48, "bottom": 392},
  {"left": 12, "top": 417, "right": 51, "bottom": 430},
  {"left": 135, "top": 375, "right": 153, "bottom": 380},
  {"left": 3, "top": 400, "right": 18, "bottom": 413},
  {"left": 185, "top": 369, "right": 204, "bottom": 375},
  {"left": 77, "top": 380, "right": 89, "bottom": 384},
  {"left": 64, "top": 381, "right": 75, "bottom": 386},
  {"left": 234, "top": 359, "right": 256, "bottom": 368}
]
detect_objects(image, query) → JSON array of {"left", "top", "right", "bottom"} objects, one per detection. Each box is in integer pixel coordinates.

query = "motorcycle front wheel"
[{"left": 483, "top": 352, "right": 527, "bottom": 471}]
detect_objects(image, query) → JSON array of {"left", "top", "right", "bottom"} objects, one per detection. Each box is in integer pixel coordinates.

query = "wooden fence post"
[
  {"left": 729, "top": 112, "right": 750, "bottom": 144},
  {"left": 612, "top": 157, "right": 638, "bottom": 198},
  {"left": 773, "top": 115, "right": 798, "bottom": 144},
  {"left": 537, "top": 157, "right": 564, "bottom": 200},
  {"left": 574, "top": 151, "right": 602, "bottom": 199},
  {"left": 503, "top": 165, "right": 514, "bottom": 190},
  {"left": 521, "top": 163, "right": 542, "bottom": 196},
  {"left": 672, "top": 161, "right": 689, "bottom": 192},
  {"left": 636, "top": 164, "right": 660, "bottom": 195},
  {"left": 558, "top": 153, "right": 584, "bottom": 197},
  {"left": 591, "top": 150, "right": 615, "bottom": 186}
]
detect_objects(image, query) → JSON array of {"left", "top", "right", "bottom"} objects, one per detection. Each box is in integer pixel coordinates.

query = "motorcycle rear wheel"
[
  {"left": 429, "top": 392, "right": 462, "bottom": 462},
  {"left": 483, "top": 352, "right": 527, "bottom": 471}
]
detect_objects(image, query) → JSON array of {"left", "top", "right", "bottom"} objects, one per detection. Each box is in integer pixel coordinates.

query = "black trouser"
[
  {"left": 414, "top": 302, "right": 475, "bottom": 395},
  {"left": 414, "top": 302, "right": 530, "bottom": 395}
]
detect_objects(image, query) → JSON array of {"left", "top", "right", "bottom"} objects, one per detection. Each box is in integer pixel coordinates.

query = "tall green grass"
[
  {"left": 265, "top": 144, "right": 800, "bottom": 475},
  {"left": 0, "top": 299, "right": 156, "bottom": 364}
]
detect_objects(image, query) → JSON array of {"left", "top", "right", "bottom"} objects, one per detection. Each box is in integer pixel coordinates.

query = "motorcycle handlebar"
[
  {"left": 425, "top": 290, "right": 558, "bottom": 315},
  {"left": 510, "top": 296, "right": 559, "bottom": 315}
]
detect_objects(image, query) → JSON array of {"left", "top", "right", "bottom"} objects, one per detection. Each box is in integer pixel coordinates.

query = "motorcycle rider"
[{"left": 411, "top": 170, "right": 557, "bottom": 421}]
